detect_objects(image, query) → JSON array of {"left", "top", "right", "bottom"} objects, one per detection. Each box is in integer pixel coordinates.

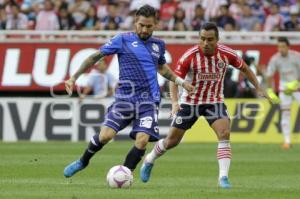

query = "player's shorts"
[
  {"left": 171, "top": 103, "right": 230, "bottom": 130},
  {"left": 103, "top": 101, "right": 159, "bottom": 142}
]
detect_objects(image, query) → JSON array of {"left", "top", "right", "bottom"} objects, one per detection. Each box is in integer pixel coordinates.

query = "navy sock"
[
  {"left": 123, "top": 146, "right": 146, "bottom": 171},
  {"left": 80, "top": 134, "right": 104, "bottom": 166}
]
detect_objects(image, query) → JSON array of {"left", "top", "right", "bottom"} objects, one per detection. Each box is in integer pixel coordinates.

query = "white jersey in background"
[{"left": 266, "top": 50, "right": 300, "bottom": 90}]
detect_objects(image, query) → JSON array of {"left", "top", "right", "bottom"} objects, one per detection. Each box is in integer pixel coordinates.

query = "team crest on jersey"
[
  {"left": 217, "top": 61, "right": 225, "bottom": 69},
  {"left": 152, "top": 43, "right": 159, "bottom": 52}
]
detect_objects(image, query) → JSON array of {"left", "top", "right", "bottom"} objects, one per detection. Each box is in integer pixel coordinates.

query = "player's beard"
[
  {"left": 203, "top": 48, "right": 213, "bottom": 56},
  {"left": 138, "top": 32, "right": 152, "bottom": 41}
]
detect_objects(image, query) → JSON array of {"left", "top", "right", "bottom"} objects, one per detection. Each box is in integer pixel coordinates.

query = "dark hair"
[
  {"left": 135, "top": 4, "right": 157, "bottom": 19},
  {"left": 200, "top": 22, "right": 219, "bottom": 39},
  {"left": 277, "top": 37, "right": 290, "bottom": 46}
]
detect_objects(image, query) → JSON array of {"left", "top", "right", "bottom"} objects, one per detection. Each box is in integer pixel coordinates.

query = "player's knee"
[
  {"left": 99, "top": 134, "right": 113, "bottom": 144},
  {"left": 99, "top": 131, "right": 115, "bottom": 144},
  {"left": 135, "top": 134, "right": 150, "bottom": 149},
  {"left": 218, "top": 129, "right": 230, "bottom": 140},
  {"left": 164, "top": 137, "right": 180, "bottom": 149}
]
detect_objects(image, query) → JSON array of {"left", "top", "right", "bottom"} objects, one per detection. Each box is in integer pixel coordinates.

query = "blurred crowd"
[{"left": 0, "top": 0, "right": 300, "bottom": 31}]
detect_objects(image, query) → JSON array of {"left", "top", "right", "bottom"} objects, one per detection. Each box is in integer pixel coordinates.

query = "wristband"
[{"left": 175, "top": 77, "right": 184, "bottom": 86}]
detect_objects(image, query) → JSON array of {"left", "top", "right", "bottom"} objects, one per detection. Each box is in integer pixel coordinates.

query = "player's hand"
[
  {"left": 182, "top": 81, "right": 194, "bottom": 95},
  {"left": 170, "top": 102, "right": 180, "bottom": 117},
  {"left": 284, "top": 80, "right": 299, "bottom": 95},
  {"left": 65, "top": 77, "right": 76, "bottom": 95},
  {"left": 265, "top": 88, "right": 280, "bottom": 104},
  {"left": 78, "top": 95, "right": 84, "bottom": 103}
]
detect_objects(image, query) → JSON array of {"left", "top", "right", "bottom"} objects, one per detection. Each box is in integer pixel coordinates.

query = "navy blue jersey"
[{"left": 99, "top": 32, "right": 166, "bottom": 104}]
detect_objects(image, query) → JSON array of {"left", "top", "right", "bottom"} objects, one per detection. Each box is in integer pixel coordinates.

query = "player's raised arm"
[
  {"left": 158, "top": 63, "right": 194, "bottom": 94},
  {"left": 65, "top": 51, "right": 104, "bottom": 95}
]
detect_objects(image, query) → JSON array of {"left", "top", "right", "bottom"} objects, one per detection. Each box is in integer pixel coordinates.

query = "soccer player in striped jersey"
[
  {"left": 266, "top": 37, "right": 300, "bottom": 149},
  {"left": 140, "top": 22, "right": 271, "bottom": 188},
  {"left": 63, "top": 5, "right": 194, "bottom": 178}
]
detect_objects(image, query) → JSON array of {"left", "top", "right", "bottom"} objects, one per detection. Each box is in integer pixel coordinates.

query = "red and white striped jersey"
[{"left": 174, "top": 44, "right": 244, "bottom": 104}]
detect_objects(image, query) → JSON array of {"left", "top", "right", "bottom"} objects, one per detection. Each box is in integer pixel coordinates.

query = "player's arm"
[
  {"left": 158, "top": 63, "right": 194, "bottom": 93},
  {"left": 169, "top": 81, "right": 180, "bottom": 116},
  {"left": 65, "top": 51, "right": 104, "bottom": 95},
  {"left": 79, "top": 86, "right": 92, "bottom": 102},
  {"left": 239, "top": 63, "right": 272, "bottom": 102}
]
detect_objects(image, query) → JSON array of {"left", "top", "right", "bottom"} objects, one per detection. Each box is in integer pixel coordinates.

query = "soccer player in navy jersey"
[
  {"left": 140, "top": 22, "right": 272, "bottom": 188},
  {"left": 63, "top": 4, "right": 194, "bottom": 178}
]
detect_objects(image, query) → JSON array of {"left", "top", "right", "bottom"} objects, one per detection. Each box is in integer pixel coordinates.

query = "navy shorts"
[
  {"left": 171, "top": 103, "right": 230, "bottom": 130},
  {"left": 103, "top": 101, "right": 159, "bottom": 142}
]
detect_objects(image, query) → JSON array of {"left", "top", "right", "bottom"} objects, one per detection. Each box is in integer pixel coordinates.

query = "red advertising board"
[{"left": 1, "top": 42, "right": 300, "bottom": 91}]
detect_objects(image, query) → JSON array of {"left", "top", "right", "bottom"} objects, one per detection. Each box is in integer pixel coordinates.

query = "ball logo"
[{"left": 152, "top": 43, "right": 159, "bottom": 52}]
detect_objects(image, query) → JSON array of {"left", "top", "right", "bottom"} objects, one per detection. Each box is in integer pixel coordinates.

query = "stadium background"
[
  {"left": 1, "top": 33, "right": 300, "bottom": 143},
  {"left": 1, "top": 1, "right": 300, "bottom": 199},
  {"left": 1, "top": 0, "right": 300, "bottom": 143}
]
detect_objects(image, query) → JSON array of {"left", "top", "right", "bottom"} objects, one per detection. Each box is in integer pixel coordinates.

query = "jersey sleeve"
[
  {"left": 266, "top": 55, "right": 277, "bottom": 77},
  {"left": 228, "top": 50, "right": 244, "bottom": 69},
  {"left": 174, "top": 54, "right": 191, "bottom": 78},
  {"left": 158, "top": 41, "right": 167, "bottom": 65},
  {"left": 99, "top": 33, "right": 123, "bottom": 56}
]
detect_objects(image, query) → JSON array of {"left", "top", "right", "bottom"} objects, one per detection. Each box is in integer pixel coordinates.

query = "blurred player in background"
[
  {"left": 140, "top": 22, "right": 271, "bottom": 188},
  {"left": 266, "top": 37, "right": 300, "bottom": 149},
  {"left": 79, "top": 58, "right": 116, "bottom": 101},
  {"left": 63, "top": 4, "right": 194, "bottom": 178}
]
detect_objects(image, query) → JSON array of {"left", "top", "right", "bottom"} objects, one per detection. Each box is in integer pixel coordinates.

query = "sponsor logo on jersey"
[
  {"left": 131, "top": 41, "right": 138, "bottom": 47},
  {"left": 151, "top": 52, "right": 160, "bottom": 58},
  {"left": 140, "top": 116, "right": 153, "bottom": 128},
  {"left": 198, "top": 73, "right": 221, "bottom": 81}
]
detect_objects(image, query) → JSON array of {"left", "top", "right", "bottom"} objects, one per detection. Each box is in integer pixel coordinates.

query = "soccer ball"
[{"left": 106, "top": 165, "right": 133, "bottom": 188}]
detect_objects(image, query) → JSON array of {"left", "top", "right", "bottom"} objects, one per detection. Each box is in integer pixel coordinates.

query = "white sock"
[
  {"left": 217, "top": 140, "right": 231, "bottom": 179},
  {"left": 145, "top": 139, "right": 166, "bottom": 164},
  {"left": 281, "top": 110, "right": 291, "bottom": 144}
]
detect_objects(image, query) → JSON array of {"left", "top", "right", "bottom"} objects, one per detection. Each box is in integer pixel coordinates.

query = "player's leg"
[
  {"left": 140, "top": 127, "right": 186, "bottom": 182},
  {"left": 140, "top": 104, "right": 197, "bottom": 182},
  {"left": 144, "top": 127, "right": 185, "bottom": 164},
  {"left": 64, "top": 101, "right": 132, "bottom": 177},
  {"left": 124, "top": 103, "right": 159, "bottom": 172},
  {"left": 205, "top": 103, "right": 231, "bottom": 188},
  {"left": 279, "top": 92, "right": 293, "bottom": 149},
  {"left": 211, "top": 118, "right": 232, "bottom": 188},
  {"left": 123, "top": 132, "right": 150, "bottom": 171},
  {"left": 64, "top": 126, "right": 116, "bottom": 177}
]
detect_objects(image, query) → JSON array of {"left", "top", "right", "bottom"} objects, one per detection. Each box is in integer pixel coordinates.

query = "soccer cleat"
[
  {"left": 281, "top": 143, "right": 291, "bottom": 150},
  {"left": 140, "top": 162, "right": 154, "bottom": 183},
  {"left": 64, "top": 159, "right": 86, "bottom": 178},
  {"left": 218, "top": 176, "right": 232, "bottom": 189}
]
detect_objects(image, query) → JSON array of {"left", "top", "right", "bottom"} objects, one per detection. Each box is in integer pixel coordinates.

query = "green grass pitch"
[{"left": 0, "top": 141, "right": 299, "bottom": 199}]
